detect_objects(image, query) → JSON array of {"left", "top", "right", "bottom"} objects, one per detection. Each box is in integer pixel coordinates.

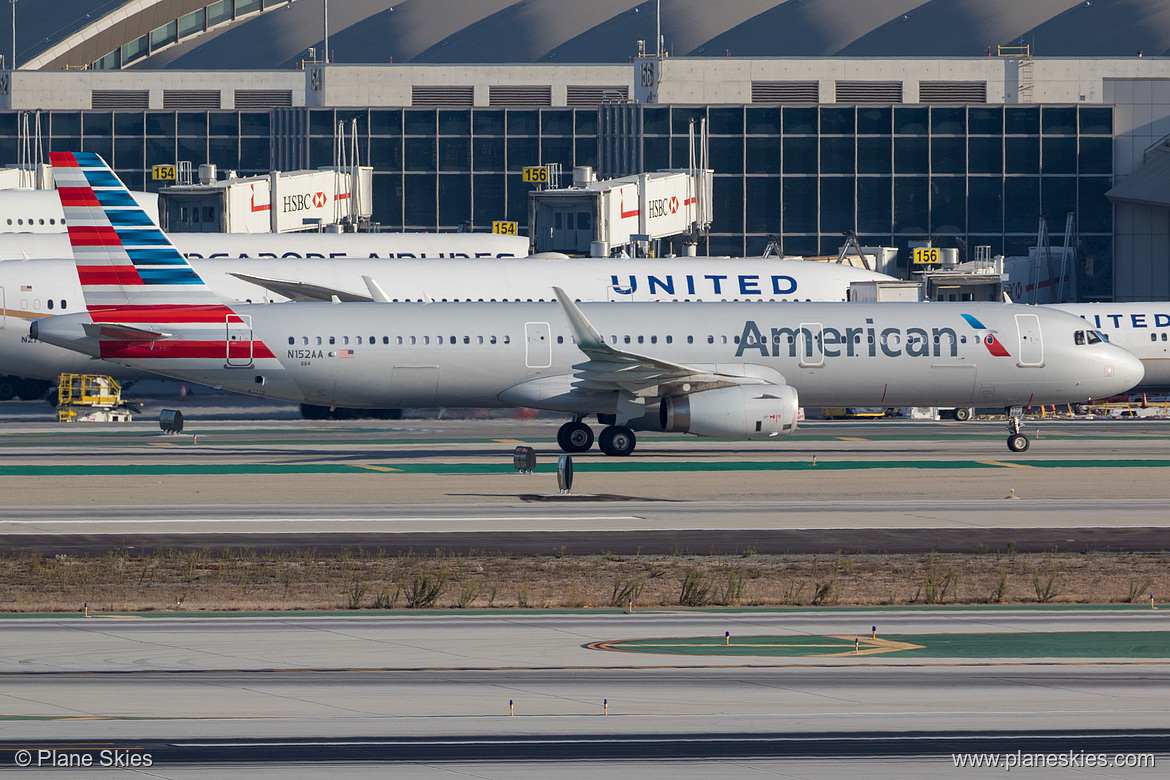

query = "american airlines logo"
[
  {"left": 283, "top": 192, "right": 328, "bottom": 213},
  {"left": 736, "top": 318, "right": 968, "bottom": 360}
]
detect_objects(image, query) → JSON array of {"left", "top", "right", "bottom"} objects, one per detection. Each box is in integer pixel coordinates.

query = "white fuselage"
[
  {"left": 1051, "top": 303, "right": 1170, "bottom": 392},
  {"left": 0, "top": 257, "right": 894, "bottom": 381},
  {"left": 0, "top": 231, "right": 527, "bottom": 260},
  {"left": 0, "top": 189, "right": 160, "bottom": 234},
  {"left": 33, "top": 301, "right": 1144, "bottom": 413}
]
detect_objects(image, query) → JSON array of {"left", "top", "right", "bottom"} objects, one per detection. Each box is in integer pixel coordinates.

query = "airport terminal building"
[{"left": 4, "top": 2, "right": 1170, "bottom": 302}]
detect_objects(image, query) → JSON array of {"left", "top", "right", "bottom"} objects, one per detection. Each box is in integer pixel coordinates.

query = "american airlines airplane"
[
  {"left": 31, "top": 152, "right": 1145, "bottom": 454},
  {"left": 1050, "top": 303, "right": 1170, "bottom": 392}
]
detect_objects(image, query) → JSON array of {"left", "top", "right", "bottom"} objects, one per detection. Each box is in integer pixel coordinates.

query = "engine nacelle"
[{"left": 660, "top": 384, "right": 799, "bottom": 440}]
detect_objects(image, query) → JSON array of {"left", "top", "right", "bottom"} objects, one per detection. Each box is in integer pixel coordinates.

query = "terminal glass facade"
[{"left": 0, "top": 102, "right": 1114, "bottom": 299}]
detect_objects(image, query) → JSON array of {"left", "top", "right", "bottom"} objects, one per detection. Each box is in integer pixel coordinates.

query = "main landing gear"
[
  {"left": 556, "top": 418, "right": 637, "bottom": 456},
  {"left": 1006, "top": 406, "right": 1029, "bottom": 453}
]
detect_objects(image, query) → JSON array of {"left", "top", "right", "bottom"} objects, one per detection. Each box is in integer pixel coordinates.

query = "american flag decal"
[
  {"left": 339, "top": 349, "right": 355, "bottom": 358},
  {"left": 20, "top": 285, "right": 31, "bottom": 292}
]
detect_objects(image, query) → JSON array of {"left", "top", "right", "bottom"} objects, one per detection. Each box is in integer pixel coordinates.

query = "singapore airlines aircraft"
[
  {"left": 1050, "top": 303, "right": 1170, "bottom": 392},
  {"left": 0, "top": 226, "right": 528, "bottom": 259},
  {"left": 31, "top": 153, "right": 1144, "bottom": 454}
]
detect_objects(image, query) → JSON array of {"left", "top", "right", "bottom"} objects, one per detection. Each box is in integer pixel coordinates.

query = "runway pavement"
[
  {"left": 0, "top": 609, "right": 1166, "bottom": 774},
  {"left": 0, "top": 398, "right": 1168, "bottom": 553},
  {"left": 2, "top": 397, "right": 1168, "bottom": 775}
]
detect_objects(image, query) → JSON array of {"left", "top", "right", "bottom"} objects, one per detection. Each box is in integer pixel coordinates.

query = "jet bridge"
[{"left": 528, "top": 167, "right": 712, "bottom": 257}]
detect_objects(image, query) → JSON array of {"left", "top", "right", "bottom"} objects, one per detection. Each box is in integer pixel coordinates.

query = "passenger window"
[
  {"left": 410, "top": 336, "right": 417, "bottom": 345},
  {"left": 687, "top": 336, "right": 693, "bottom": 344},
  {"left": 557, "top": 336, "right": 564, "bottom": 344},
  {"left": 504, "top": 335, "right": 511, "bottom": 344},
  {"left": 61, "top": 300, "right": 67, "bottom": 310},
  {"left": 464, "top": 336, "right": 470, "bottom": 344},
  {"left": 396, "top": 337, "right": 403, "bottom": 345},
  {"left": 288, "top": 336, "right": 294, "bottom": 345},
  {"left": 384, "top": 337, "right": 390, "bottom": 344},
  {"left": 343, "top": 336, "right": 350, "bottom": 345},
  {"left": 47, "top": 300, "right": 53, "bottom": 310},
  {"left": 477, "top": 336, "right": 484, "bottom": 344},
  {"left": 624, "top": 335, "right": 631, "bottom": 343},
  {"left": 490, "top": 336, "right": 497, "bottom": 344},
  {"left": 329, "top": 336, "right": 335, "bottom": 345},
  {"left": 637, "top": 336, "right": 644, "bottom": 344},
  {"left": 1153, "top": 333, "right": 1159, "bottom": 342},
  {"left": 707, "top": 336, "right": 714, "bottom": 344},
  {"left": 650, "top": 336, "right": 657, "bottom": 344}
]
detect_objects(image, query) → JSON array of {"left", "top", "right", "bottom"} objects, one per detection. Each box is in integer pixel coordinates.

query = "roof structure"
[{"left": 10, "top": 0, "right": 1170, "bottom": 72}]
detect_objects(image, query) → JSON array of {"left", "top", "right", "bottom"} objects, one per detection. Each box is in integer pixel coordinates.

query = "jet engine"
[{"left": 660, "top": 384, "right": 799, "bottom": 440}]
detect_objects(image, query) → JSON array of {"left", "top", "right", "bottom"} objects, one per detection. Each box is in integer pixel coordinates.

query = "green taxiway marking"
[
  {"left": 597, "top": 631, "right": 1170, "bottom": 658},
  {"left": 1, "top": 459, "right": 1169, "bottom": 477}
]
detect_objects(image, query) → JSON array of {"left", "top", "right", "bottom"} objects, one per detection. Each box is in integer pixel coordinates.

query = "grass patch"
[{"left": 0, "top": 548, "right": 1167, "bottom": 612}]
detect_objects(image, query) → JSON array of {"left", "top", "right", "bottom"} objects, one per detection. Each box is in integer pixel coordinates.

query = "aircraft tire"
[
  {"left": 16, "top": 379, "right": 52, "bottom": 400},
  {"left": 954, "top": 407, "right": 972, "bottom": 421},
  {"left": 557, "top": 421, "right": 594, "bottom": 453},
  {"left": 598, "top": 425, "right": 636, "bottom": 456},
  {"left": 1007, "top": 433, "right": 1029, "bottom": 453},
  {"left": 300, "top": 403, "right": 331, "bottom": 420},
  {"left": 0, "top": 377, "right": 17, "bottom": 401}
]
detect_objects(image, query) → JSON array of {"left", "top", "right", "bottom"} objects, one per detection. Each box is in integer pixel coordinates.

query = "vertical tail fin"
[{"left": 49, "top": 151, "right": 221, "bottom": 310}]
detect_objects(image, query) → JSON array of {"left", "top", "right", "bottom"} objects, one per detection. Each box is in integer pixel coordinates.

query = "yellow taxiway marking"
[
  {"left": 823, "top": 635, "right": 925, "bottom": 656},
  {"left": 494, "top": 439, "right": 527, "bottom": 444},
  {"left": 977, "top": 460, "right": 1035, "bottom": 469},
  {"left": 354, "top": 464, "right": 401, "bottom": 472},
  {"left": 836, "top": 436, "right": 869, "bottom": 441},
  {"left": 148, "top": 442, "right": 179, "bottom": 447}
]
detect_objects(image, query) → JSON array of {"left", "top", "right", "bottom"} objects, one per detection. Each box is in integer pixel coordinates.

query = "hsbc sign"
[
  {"left": 646, "top": 195, "right": 679, "bottom": 220},
  {"left": 283, "top": 191, "right": 328, "bottom": 213}
]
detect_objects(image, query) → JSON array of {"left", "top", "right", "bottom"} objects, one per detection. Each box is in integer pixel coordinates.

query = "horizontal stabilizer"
[
  {"left": 230, "top": 272, "right": 373, "bottom": 303},
  {"left": 82, "top": 322, "right": 171, "bottom": 341}
]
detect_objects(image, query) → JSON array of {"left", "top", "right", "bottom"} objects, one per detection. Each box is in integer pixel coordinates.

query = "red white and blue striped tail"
[{"left": 49, "top": 151, "right": 223, "bottom": 311}]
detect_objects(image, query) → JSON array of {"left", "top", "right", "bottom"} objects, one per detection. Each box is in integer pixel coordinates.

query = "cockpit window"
[
  {"left": 1086, "top": 330, "right": 1104, "bottom": 344},
  {"left": 1074, "top": 330, "right": 1085, "bottom": 345}
]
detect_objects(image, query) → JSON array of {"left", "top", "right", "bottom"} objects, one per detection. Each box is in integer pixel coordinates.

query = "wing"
[
  {"left": 552, "top": 287, "right": 771, "bottom": 398},
  {"left": 229, "top": 272, "right": 373, "bottom": 303}
]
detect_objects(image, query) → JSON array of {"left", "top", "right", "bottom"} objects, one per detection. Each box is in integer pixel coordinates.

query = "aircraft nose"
[{"left": 1110, "top": 347, "right": 1145, "bottom": 393}]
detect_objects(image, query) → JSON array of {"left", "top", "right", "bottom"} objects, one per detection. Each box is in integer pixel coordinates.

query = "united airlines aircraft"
[
  {"left": 32, "top": 153, "right": 1145, "bottom": 454},
  {"left": 1051, "top": 303, "right": 1170, "bottom": 392}
]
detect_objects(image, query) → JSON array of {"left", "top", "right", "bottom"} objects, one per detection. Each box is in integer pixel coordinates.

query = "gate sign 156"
[
  {"left": 522, "top": 166, "right": 548, "bottom": 183},
  {"left": 913, "top": 247, "right": 941, "bottom": 264}
]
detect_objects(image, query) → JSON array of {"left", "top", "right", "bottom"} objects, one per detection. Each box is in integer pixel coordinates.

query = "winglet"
[
  {"left": 553, "top": 286, "right": 610, "bottom": 353},
  {"left": 362, "top": 275, "right": 391, "bottom": 303}
]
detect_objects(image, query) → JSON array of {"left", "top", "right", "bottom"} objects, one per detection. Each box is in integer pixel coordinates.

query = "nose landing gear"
[{"left": 1006, "top": 406, "right": 1030, "bottom": 452}]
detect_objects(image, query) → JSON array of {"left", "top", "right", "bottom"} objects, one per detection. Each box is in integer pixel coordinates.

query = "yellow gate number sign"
[
  {"left": 492, "top": 221, "right": 518, "bottom": 236},
  {"left": 522, "top": 166, "right": 548, "bottom": 184},
  {"left": 913, "top": 247, "right": 941, "bottom": 264},
  {"left": 152, "top": 165, "right": 177, "bottom": 181}
]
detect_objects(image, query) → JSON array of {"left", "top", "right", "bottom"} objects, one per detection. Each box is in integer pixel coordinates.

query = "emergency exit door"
[{"left": 226, "top": 315, "right": 253, "bottom": 367}]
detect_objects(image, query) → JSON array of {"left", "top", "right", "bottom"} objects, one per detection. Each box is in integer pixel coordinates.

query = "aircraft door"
[
  {"left": 525, "top": 321, "right": 552, "bottom": 368},
  {"left": 226, "top": 315, "right": 253, "bottom": 367},
  {"left": 1015, "top": 313, "right": 1043, "bottom": 366},
  {"left": 798, "top": 322, "right": 824, "bottom": 367}
]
